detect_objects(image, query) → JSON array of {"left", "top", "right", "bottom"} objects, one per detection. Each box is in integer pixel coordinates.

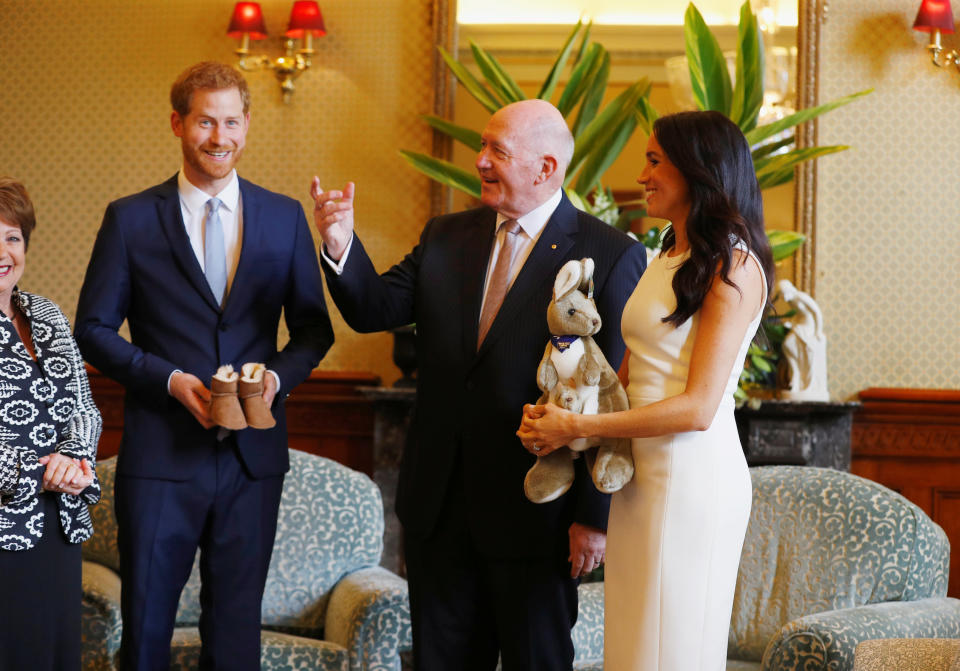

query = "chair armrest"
[
  {"left": 762, "top": 597, "right": 960, "bottom": 671},
  {"left": 325, "top": 566, "right": 412, "bottom": 671},
  {"left": 81, "top": 561, "right": 123, "bottom": 671}
]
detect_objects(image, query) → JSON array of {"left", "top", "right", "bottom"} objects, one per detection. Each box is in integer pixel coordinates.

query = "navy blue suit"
[
  {"left": 75, "top": 174, "right": 333, "bottom": 670},
  {"left": 322, "top": 194, "right": 646, "bottom": 670}
]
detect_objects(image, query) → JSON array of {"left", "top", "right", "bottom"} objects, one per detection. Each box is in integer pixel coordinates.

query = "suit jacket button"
[
  {"left": 466, "top": 381, "right": 475, "bottom": 391},
  {"left": 219, "top": 323, "right": 228, "bottom": 332}
]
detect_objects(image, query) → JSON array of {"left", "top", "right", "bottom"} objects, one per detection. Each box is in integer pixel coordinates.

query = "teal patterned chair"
[
  {"left": 728, "top": 466, "right": 960, "bottom": 670},
  {"left": 80, "top": 449, "right": 412, "bottom": 671},
  {"left": 569, "top": 466, "right": 960, "bottom": 671}
]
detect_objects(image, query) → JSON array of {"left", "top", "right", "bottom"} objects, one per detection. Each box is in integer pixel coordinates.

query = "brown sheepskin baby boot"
[
  {"left": 239, "top": 363, "right": 276, "bottom": 430},
  {"left": 210, "top": 365, "right": 247, "bottom": 431}
]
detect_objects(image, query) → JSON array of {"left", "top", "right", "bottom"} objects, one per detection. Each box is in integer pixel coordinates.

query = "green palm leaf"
[
  {"left": 568, "top": 78, "right": 650, "bottom": 183},
  {"left": 399, "top": 150, "right": 481, "bottom": 198},
  {"left": 471, "top": 41, "right": 526, "bottom": 104},
  {"left": 556, "top": 42, "right": 604, "bottom": 117},
  {"left": 730, "top": 0, "right": 764, "bottom": 132},
  {"left": 421, "top": 115, "right": 482, "bottom": 152},
  {"left": 573, "top": 114, "right": 637, "bottom": 194},
  {"left": 684, "top": 2, "right": 732, "bottom": 114},
  {"left": 571, "top": 49, "right": 611, "bottom": 138},
  {"left": 755, "top": 145, "right": 848, "bottom": 189},
  {"left": 538, "top": 21, "right": 583, "bottom": 101},
  {"left": 751, "top": 135, "right": 794, "bottom": 160},
  {"left": 767, "top": 229, "right": 806, "bottom": 262},
  {"left": 745, "top": 89, "right": 872, "bottom": 146},
  {"left": 437, "top": 46, "right": 502, "bottom": 113},
  {"left": 573, "top": 21, "right": 593, "bottom": 66}
]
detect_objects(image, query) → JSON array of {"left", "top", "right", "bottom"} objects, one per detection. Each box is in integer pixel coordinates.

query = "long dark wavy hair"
[{"left": 653, "top": 111, "right": 774, "bottom": 326}]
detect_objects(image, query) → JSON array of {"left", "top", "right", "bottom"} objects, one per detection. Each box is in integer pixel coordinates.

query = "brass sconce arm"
[
  {"left": 234, "top": 34, "right": 316, "bottom": 102},
  {"left": 926, "top": 28, "right": 960, "bottom": 71}
]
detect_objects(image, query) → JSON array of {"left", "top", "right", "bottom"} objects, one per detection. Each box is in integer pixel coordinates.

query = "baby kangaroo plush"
[{"left": 523, "top": 258, "right": 634, "bottom": 503}]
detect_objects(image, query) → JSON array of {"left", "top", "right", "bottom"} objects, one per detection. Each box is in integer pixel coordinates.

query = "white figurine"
[{"left": 777, "top": 279, "right": 830, "bottom": 402}]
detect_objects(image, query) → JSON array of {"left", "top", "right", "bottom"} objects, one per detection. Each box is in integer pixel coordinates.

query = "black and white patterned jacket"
[{"left": 0, "top": 291, "right": 102, "bottom": 550}]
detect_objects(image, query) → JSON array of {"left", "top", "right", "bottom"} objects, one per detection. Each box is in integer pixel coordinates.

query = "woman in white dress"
[{"left": 518, "top": 111, "right": 774, "bottom": 670}]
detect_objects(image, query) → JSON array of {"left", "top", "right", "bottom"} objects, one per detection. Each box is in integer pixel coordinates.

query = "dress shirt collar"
[
  {"left": 495, "top": 188, "right": 562, "bottom": 239},
  {"left": 177, "top": 168, "right": 240, "bottom": 216}
]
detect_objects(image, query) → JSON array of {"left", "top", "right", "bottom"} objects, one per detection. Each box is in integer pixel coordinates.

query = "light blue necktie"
[{"left": 204, "top": 198, "right": 227, "bottom": 305}]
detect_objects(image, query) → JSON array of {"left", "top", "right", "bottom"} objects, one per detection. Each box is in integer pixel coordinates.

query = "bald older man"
[{"left": 312, "top": 100, "right": 646, "bottom": 670}]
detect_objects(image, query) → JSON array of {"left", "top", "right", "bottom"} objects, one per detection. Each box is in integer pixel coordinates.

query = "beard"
[{"left": 182, "top": 142, "right": 245, "bottom": 183}]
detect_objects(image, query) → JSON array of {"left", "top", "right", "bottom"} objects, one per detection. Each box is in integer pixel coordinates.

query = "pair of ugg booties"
[{"left": 210, "top": 363, "right": 276, "bottom": 430}]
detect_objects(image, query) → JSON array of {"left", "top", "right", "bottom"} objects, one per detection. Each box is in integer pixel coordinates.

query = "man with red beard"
[{"left": 74, "top": 62, "right": 333, "bottom": 670}]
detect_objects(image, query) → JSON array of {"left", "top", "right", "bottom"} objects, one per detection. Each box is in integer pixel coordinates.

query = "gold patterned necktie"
[{"left": 478, "top": 219, "right": 523, "bottom": 348}]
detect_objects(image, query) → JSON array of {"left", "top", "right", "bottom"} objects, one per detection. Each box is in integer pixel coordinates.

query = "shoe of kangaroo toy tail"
[
  {"left": 524, "top": 447, "right": 576, "bottom": 504},
  {"left": 239, "top": 362, "right": 277, "bottom": 430},
  {"left": 210, "top": 365, "right": 247, "bottom": 431}
]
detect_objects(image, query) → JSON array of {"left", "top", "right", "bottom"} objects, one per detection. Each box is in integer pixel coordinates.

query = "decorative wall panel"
[{"left": 815, "top": 0, "right": 960, "bottom": 399}]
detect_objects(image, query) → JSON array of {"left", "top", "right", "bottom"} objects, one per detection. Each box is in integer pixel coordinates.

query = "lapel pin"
[{"left": 551, "top": 244, "right": 557, "bottom": 249}]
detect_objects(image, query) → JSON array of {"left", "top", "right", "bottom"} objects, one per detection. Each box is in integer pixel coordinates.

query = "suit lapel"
[
  {"left": 475, "top": 195, "right": 578, "bottom": 358},
  {"left": 155, "top": 176, "right": 222, "bottom": 312},
  {"left": 461, "top": 209, "right": 498, "bottom": 360}
]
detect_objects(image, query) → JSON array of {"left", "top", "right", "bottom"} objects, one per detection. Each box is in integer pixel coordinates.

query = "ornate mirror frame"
[{"left": 795, "top": 0, "right": 824, "bottom": 294}]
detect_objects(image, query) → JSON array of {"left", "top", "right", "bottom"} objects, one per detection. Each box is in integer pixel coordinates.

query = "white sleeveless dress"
[{"left": 603, "top": 248, "right": 765, "bottom": 670}]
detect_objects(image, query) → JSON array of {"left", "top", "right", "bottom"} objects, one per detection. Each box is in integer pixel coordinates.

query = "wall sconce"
[
  {"left": 227, "top": 1, "right": 326, "bottom": 103},
  {"left": 913, "top": 0, "right": 959, "bottom": 72}
]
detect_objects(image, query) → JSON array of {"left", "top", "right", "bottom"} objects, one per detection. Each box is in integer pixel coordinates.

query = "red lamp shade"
[
  {"left": 228, "top": 2, "right": 268, "bottom": 40},
  {"left": 286, "top": 1, "right": 326, "bottom": 39},
  {"left": 914, "top": 0, "right": 955, "bottom": 34}
]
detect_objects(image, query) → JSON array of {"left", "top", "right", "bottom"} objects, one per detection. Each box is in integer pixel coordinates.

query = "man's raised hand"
[{"left": 310, "top": 178, "right": 355, "bottom": 262}]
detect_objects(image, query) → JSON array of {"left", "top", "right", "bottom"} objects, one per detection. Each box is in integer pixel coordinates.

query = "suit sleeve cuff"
[
  {"left": 167, "top": 369, "right": 182, "bottom": 395},
  {"left": 320, "top": 234, "right": 354, "bottom": 275}
]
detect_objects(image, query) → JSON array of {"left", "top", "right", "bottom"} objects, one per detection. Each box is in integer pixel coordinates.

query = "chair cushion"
[
  {"left": 853, "top": 638, "right": 960, "bottom": 671},
  {"left": 728, "top": 466, "right": 950, "bottom": 662},
  {"left": 169, "top": 627, "right": 349, "bottom": 671}
]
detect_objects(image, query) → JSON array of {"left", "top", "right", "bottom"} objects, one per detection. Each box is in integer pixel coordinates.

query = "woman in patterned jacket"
[{"left": 0, "top": 177, "right": 102, "bottom": 671}]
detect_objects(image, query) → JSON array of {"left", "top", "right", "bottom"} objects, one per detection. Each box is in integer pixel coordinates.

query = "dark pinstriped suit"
[{"left": 322, "top": 193, "right": 646, "bottom": 670}]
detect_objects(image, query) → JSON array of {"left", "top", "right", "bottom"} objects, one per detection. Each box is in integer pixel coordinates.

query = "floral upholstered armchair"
[
  {"left": 80, "top": 449, "right": 411, "bottom": 671},
  {"left": 569, "top": 466, "right": 960, "bottom": 671},
  {"left": 726, "top": 466, "right": 960, "bottom": 671}
]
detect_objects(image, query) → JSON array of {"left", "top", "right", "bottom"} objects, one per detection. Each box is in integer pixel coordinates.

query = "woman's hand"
[
  {"left": 517, "top": 403, "right": 579, "bottom": 456},
  {"left": 38, "top": 454, "right": 94, "bottom": 495}
]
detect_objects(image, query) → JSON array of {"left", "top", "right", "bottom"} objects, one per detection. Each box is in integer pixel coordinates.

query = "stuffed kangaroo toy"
[{"left": 523, "top": 258, "right": 634, "bottom": 503}]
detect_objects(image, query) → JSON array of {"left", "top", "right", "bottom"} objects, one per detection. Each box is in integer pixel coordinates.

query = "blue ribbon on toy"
[{"left": 551, "top": 335, "right": 580, "bottom": 351}]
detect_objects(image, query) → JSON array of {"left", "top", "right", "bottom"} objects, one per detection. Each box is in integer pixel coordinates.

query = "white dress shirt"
[
  {"left": 177, "top": 168, "right": 243, "bottom": 293},
  {"left": 477, "top": 188, "right": 561, "bottom": 320}
]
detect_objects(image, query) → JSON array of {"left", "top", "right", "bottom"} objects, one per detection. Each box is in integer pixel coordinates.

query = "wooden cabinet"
[
  {"left": 87, "top": 367, "right": 379, "bottom": 477},
  {"left": 851, "top": 388, "right": 960, "bottom": 598}
]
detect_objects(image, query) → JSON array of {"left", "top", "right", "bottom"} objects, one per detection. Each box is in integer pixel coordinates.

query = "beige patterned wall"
[
  {"left": 815, "top": 0, "right": 960, "bottom": 399},
  {"left": 0, "top": 0, "right": 437, "bottom": 384}
]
